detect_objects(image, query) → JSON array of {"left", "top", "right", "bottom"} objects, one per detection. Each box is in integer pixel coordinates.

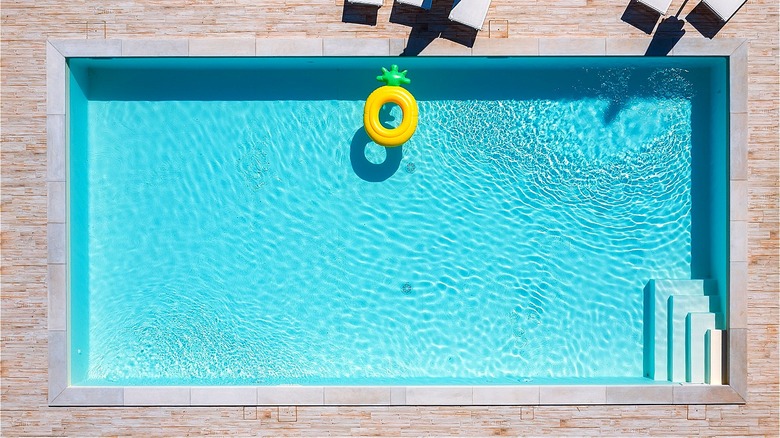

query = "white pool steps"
[{"left": 645, "top": 279, "right": 725, "bottom": 385}]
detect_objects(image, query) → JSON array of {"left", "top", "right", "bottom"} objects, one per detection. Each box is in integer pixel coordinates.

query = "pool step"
[
  {"left": 643, "top": 279, "right": 720, "bottom": 382},
  {"left": 686, "top": 312, "right": 720, "bottom": 383},
  {"left": 705, "top": 329, "right": 726, "bottom": 385}
]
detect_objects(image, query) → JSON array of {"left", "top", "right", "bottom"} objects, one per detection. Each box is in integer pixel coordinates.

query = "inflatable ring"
[{"left": 363, "top": 86, "right": 418, "bottom": 147}]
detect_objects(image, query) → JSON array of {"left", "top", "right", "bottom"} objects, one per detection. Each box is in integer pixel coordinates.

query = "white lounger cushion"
[
  {"left": 448, "top": 0, "right": 491, "bottom": 30},
  {"left": 348, "top": 0, "right": 383, "bottom": 6},
  {"left": 701, "top": 0, "right": 747, "bottom": 20},
  {"left": 396, "top": 0, "right": 432, "bottom": 9},
  {"left": 637, "top": 0, "right": 673, "bottom": 14}
]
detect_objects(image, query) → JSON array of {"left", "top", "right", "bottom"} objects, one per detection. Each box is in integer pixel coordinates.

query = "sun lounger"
[
  {"left": 700, "top": 0, "right": 747, "bottom": 20},
  {"left": 637, "top": 0, "right": 674, "bottom": 14},
  {"left": 448, "top": 0, "right": 491, "bottom": 30},
  {"left": 396, "top": 0, "right": 432, "bottom": 9},
  {"left": 348, "top": 0, "right": 383, "bottom": 6}
]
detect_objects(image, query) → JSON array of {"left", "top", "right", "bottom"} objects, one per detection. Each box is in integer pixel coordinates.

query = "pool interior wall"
[{"left": 67, "top": 56, "right": 729, "bottom": 386}]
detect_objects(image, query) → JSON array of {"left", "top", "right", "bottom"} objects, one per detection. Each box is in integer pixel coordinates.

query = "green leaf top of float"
[{"left": 376, "top": 65, "right": 411, "bottom": 87}]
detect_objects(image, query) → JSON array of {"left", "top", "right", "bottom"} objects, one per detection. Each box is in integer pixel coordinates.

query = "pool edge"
[{"left": 46, "top": 37, "right": 749, "bottom": 407}]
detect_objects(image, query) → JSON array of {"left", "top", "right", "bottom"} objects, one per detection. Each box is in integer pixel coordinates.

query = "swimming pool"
[{"left": 66, "top": 55, "right": 729, "bottom": 387}]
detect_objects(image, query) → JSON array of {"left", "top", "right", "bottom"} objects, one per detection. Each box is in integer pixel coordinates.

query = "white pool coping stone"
[{"left": 47, "top": 37, "right": 749, "bottom": 407}]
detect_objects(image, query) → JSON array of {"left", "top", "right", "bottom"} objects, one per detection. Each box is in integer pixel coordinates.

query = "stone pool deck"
[{"left": 2, "top": 0, "right": 778, "bottom": 435}]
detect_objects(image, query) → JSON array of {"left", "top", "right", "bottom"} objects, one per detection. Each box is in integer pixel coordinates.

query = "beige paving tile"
[
  {"left": 729, "top": 261, "right": 748, "bottom": 329},
  {"left": 390, "top": 387, "right": 406, "bottom": 405},
  {"left": 418, "top": 38, "right": 472, "bottom": 55},
  {"left": 47, "top": 115, "right": 66, "bottom": 182},
  {"left": 472, "top": 386, "right": 539, "bottom": 405},
  {"left": 730, "top": 180, "right": 748, "bottom": 221},
  {"left": 670, "top": 37, "right": 746, "bottom": 56},
  {"left": 729, "top": 42, "right": 748, "bottom": 114},
  {"left": 673, "top": 385, "right": 745, "bottom": 404},
  {"left": 728, "top": 328, "right": 748, "bottom": 399},
  {"left": 124, "top": 388, "right": 191, "bottom": 406},
  {"left": 47, "top": 223, "right": 66, "bottom": 264},
  {"left": 189, "top": 39, "right": 255, "bottom": 56},
  {"left": 256, "top": 387, "right": 324, "bottom": 405},
  {"left": 50, "top": 39, "right": 122, "bottom": 57},
  {"left": 256, "top": 38, "right": 323, "bottom": 56},
  {"left": 122, "top": 39, "right": 189, "bottom": 56},
  {"left": 405, "top": 387, "right": 472, "bottom": 405},
  {"left": 539, "top": 38, "right": 605, "bottom": 55},
  {"left": 730, "top": 220, "right": 748, "bottom": 263},
  {"left": 190, "top": 387, "right": 257, "bottom": 405},
  {"left": 47, "top": 182, "right": 66, "bottom": 224},
  {"left": 48, "top": 331, "right": 67, "bottom": 404},
  {"left": 730, "top": 112, "right": 748, "bottom": 180},
  {"left": 606, "top": 385, "right": 674, "bottom": 404},
  {"left": 539, "top": 386, "right": 607, "bottom": 405},
  {"left": 323, "top": 387, "right": 391, "bottom": 405},
  {"left": 471, "top": 38, "right": 538, "bottom": 55},
  {"left": 46, "top": 42, "right": 65, "bottom": 115},
  {"left": 389, "top": 38, "right": 407, "bottom": 56},
  {"left": 47, "top": 264, "right": 66, "bottom": 331},
  {"left": 51, "top": 388, "right": 124, "bottom": 406},
  {"left": 323, "top": 38, "right": 390, "bottom": 56},
  {"left": 605, "top": 38, "right": 652, "bottom": 55}
]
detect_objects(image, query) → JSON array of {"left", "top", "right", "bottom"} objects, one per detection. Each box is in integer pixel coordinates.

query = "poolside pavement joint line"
[
  {"left": 730, "top": 112, "right": 748, "bottom": 180},
  {"left": 389, "top": 38, "right": 407, "bottom": 56},
  {"left": 539, "top": 386, "right": 607, "bottom": 405},
  {"left": 124, "top": 387, "right": 191, "bottom": 406},
  {"left": 188, "top": 39, "right": 255, "bottom": 56},
  {"left": 49, "top": 39, "right": 122, "bottom": 57},
  {"left": 48, "top": 331, "right": 67, "bottom": 404},
  {"left": 46, "top": 42, "right": 65, "bottom": 115},
  {"left": 390, "top": 387, "right": 406, "bottom": 405},
  {"left": 728, "top": 329, "right": 748, "bottom": 399},
  {"left": 471, "top": 38, "right": 539, "bottom": 56},
  {"left": 539, "top": 38, "right": 606, "bottom": 55},
  {"left": 121, "top": 39, "right": 189, "bottom": 57},
  {"left": 47, "top": 115, "right": 66, "bottom": 182},
  {"left": 47, "top": 264, "right": 66, "bottom": 331},
  {"left": 257, "top": 386, "right": 324, "bottom": 405},
  {"left": 255, "top": 39, "right": 324, "bottom": 56},
  {"left": 729, "top": 261, "right": 748, "bottom": 329},
  {"left": 322, "top": 38, "right": 390, "bottom": 56}
]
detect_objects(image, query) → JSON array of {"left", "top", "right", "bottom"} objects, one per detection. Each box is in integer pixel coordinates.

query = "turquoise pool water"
[{"left": 68, "top": 57, "right": 729, "bottom": 386}]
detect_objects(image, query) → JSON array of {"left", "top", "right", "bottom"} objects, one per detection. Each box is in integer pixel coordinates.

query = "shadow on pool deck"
[{"left": 389, "top": 0, "right": 478, "bottom": 56}]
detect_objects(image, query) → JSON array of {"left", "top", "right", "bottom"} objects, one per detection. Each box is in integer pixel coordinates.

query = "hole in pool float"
[{"left": 379, "top": 103, "right": 403, "bottom": 129}]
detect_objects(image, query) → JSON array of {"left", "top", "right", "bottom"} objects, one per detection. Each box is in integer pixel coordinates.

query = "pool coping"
[{"left": 46, "top": 37, "right": 749, "bottom": 407}]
